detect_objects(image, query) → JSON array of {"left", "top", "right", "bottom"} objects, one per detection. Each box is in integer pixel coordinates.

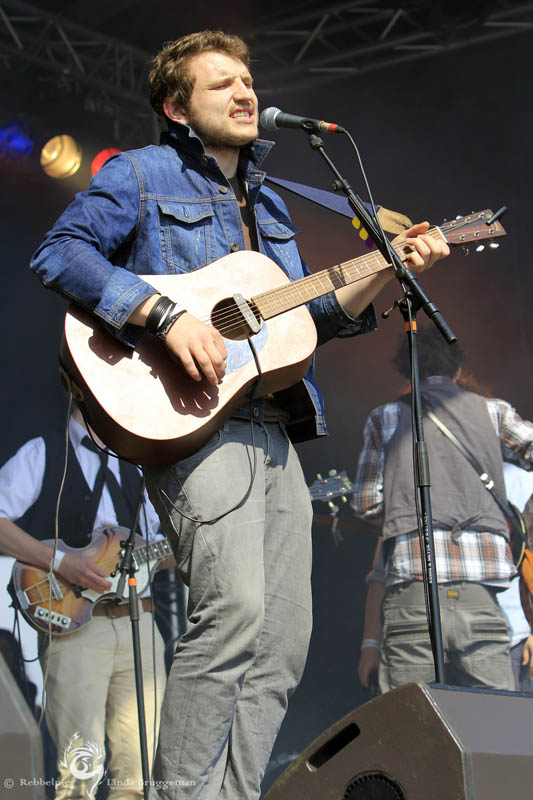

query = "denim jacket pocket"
[
  {"left": 157, "top": 200, "right": 217, "bottom": 273},
  {"left": 256, "top": 218, "right": 302, "bottom": 278}
]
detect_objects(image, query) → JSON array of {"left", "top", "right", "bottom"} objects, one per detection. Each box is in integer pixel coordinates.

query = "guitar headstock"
[
  {"left": 308, "top": 469, "right": 354, "bottom": 504},
  {"left": 437, "top": 210, "right": 506, "bottom": 249}
]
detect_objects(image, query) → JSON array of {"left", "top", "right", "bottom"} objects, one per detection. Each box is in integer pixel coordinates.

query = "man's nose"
[{"left": 234, "top": 80, "right": 254, "bottom": 99}]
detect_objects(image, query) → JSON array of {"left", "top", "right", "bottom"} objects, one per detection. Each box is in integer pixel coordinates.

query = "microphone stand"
[
  {"left": 113, "top": 477, "right": 151, "bottom": 799},
  {"left": 306, "top": 132, "right": 447, "bottom": 683}
]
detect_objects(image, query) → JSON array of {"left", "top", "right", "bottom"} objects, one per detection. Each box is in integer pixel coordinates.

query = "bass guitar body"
[{"left": 10, "top": 527, "right": 171, "bottom": 636}]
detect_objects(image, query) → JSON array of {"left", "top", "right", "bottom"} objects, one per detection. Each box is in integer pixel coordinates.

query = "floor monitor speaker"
[
  {"left": 0, "top": 652, "right": 45, "bottom": 799},
  {"left": 264, "top": 682, "right": 533, "bottom": 799}
]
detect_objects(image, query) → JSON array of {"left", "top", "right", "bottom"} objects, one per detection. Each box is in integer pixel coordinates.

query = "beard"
[{"left": 186, "top": 107, "right": 258, "bottom": 150}]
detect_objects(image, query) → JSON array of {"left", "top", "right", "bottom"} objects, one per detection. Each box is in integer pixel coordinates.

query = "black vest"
[
  {"left": 17, "top": 429, "right": 143, "bottom": 548},
  {"left": 382, "top": 381, "right": 509, "bottom": 541}
]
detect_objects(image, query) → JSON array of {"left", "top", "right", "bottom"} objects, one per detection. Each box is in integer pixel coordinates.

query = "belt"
[{"left": 93, "top": 596, "right": 153, "bottom": 617}]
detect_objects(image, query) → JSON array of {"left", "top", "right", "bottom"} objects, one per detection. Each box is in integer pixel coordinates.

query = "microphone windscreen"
[{"left": 259, "top": 107, "right": 280, "bottom": 130}]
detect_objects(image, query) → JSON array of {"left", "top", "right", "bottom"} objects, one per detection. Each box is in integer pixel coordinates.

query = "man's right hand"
[
  {"left": 59, "top": 553, "right": 112, "bottom": 593},
  {"left": 164, "top": 312, "right": 227, "bottom": 386}
]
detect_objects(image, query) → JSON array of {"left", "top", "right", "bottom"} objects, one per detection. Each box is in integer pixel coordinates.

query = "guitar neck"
[
  {"left": 134, "top": 537, "right": 172, "bottom": 567},
  {"left": 251, "top": 232, "right": 440, "bottom": 320}
]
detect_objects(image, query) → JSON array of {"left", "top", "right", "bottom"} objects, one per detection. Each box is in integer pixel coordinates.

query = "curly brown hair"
[{"left": 149, "top": 30, "right": 250, "bottom": 119}]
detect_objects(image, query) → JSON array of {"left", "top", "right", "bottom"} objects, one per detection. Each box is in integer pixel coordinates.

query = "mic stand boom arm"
[{"left": 307, "top": 132, "right": 447, "bottom": 684}]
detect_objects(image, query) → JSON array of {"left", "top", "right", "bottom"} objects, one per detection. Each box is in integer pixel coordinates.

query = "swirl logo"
[{"left": 60, "top": 732, "right": 106, "bottom": 799}]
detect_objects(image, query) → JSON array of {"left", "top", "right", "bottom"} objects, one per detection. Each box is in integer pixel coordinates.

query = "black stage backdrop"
[{"left": 1, "top": 26, "right": 532, "bottom": 794}]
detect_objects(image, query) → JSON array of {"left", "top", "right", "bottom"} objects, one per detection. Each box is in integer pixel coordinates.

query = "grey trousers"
[
  {"left": 379, "top": 581, "right": 515, "bottom": 693},
  {"left": 145, "top": 419, "right": 313, "bottom": 800}
]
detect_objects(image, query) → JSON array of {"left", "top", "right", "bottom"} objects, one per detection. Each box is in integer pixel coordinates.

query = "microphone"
[{"left": 260, "top": 106, "right": 345, "bottom": 135}]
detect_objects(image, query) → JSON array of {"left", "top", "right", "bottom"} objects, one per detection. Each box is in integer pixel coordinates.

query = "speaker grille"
[{"left": 343, "top": 772, "right": 407, "bottom": 800}]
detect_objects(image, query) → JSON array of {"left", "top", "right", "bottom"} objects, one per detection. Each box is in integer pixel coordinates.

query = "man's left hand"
[{"left": 397, "top": 221, "right": 450, "bottom": 274}]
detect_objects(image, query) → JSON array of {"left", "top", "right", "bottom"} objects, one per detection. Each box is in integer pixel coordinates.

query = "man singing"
[{"left": 30, "top": 30, "right": 448, "bottom": 799}]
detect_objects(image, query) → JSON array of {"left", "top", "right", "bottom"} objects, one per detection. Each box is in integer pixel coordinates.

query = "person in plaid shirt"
[{"left": 351, "top": 326, "right": 533, "bottom": 693}]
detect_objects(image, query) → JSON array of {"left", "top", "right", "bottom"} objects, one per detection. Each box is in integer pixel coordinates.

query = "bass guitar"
[
  {"left": 60, "top": 211, "right": 506, "bottom": 467},
  {"left": 9, "top": 526, "right": 172, "bottom": 636}
]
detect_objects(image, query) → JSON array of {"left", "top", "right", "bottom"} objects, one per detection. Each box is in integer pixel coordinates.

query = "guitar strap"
[
  {"left": 266, "top": 175, "right": 362, "bottom": 220},
  {"left": 265, "top": 176, "right": 412, "bottom": 234}
]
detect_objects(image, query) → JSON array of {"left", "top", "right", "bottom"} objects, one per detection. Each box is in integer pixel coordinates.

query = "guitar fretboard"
[
  {"left": 251, "top": 231, "right": 440, "bottom": 320},
  {"left": 133, "top": 538, "right": 172, "bottom": 567}
]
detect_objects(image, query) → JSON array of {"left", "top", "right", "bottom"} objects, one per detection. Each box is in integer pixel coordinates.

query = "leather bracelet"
[
  {"left": 145, "top": 295, "right": 173, "bottom": 334},
  {"left": 156, "top": 308, "right": 188, "bottom": 341}
]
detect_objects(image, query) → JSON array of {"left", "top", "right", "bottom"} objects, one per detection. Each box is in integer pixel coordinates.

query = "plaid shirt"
[{"left": 351, "top": 377, "right": 533, "bottom": 586}]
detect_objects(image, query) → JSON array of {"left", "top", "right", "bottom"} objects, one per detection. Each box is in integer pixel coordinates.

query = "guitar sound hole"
[{"left": 211, "top": 298, "right": 261, "bottom": 341}]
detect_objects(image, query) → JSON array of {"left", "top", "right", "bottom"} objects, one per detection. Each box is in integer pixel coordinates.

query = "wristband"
[
  {"left": 145, "top": 295, "right": 169, "bottom": 333},
  {"left": 52, "top": 550, "right": 65, "bottom": 571},
  {"left": 156, "top": 308, "right": 188, "bottom": 341},
  {"left": 361, "top": 638, "right": 380, "bottom": 649},
  {"left": 145, "top": 295, "right": 187, "bottom": 340}
]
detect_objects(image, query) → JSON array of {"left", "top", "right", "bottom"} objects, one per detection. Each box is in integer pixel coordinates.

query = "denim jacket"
[{"left": 31, "top": 122, "right": 376, "bottom": 441}]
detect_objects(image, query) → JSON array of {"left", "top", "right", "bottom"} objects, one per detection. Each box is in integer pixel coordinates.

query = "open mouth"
[{"left": 230, "top": 110, "right": 254, "bottom": 120}]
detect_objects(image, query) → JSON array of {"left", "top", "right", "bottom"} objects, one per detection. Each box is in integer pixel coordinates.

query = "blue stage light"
[{"left": 0, "top": 121, "right": 34, "bottom": 160}]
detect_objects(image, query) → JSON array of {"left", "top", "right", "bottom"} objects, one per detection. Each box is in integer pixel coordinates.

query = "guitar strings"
[
  {"left": 23, "top": 543, "right": 165, "bottom": 606},
  {"left": 184, "top": 215, "right": 491, "bottom": 339},
  {"left": 199, "top": 231, "right": 432, "bottom": 337}
]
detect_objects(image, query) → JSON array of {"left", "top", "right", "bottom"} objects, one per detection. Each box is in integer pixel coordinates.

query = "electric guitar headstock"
[{"left": 308, "top": 469, "right": 354, "bottom": 505}]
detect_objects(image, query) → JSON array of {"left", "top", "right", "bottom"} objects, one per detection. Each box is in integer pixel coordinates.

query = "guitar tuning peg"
[
  {"left": 462, "top": 247, "right": 470, "bottom": 256},
  {"left": 328, "top": 469, "right": 337, "bottom": 477},
  {"left": 455, "top": 214, "right": 463, "bottom": 220},
  {"left": 475, "top": 244, "right": 485, "bottom": 253},
  {"left": 489, "top": 242, "right": 500, "bottom": 249},
  {"left": 316, "top": 473, "right": 323, "bottom": 480},
  {"left": 341, "top": 496, "right": 348, "bottom": 503}
]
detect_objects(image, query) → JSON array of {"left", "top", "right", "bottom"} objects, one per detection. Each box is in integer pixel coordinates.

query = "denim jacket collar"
[{"left": 161, "top": 121, "right": 274, "bottom": 181}]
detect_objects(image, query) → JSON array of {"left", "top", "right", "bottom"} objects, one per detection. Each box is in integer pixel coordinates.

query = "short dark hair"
[
  {"left": 148, "top": 30, "right": 251, "bottom": 118},
  {"left": 393, "top": 324, "right": 465, "bottom": 380}
]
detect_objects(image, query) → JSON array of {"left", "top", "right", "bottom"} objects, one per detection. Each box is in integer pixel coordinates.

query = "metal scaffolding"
[
  {"left": 0, "top": 0, "right": 532, "bottom": 117},
  {"left": 250, "top": 1, "right": 533, "bottom": 93}
]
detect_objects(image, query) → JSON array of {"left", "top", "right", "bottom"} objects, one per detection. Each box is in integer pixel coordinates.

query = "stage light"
[
  {"left": 40, "top": 134, "right": 82, "bottom": 179},
  {"left": 0, "top": 121, "right": 34, "bottom": 161},
  {"left": 91, "top": 147, "right": 122, "bottom": 176}
]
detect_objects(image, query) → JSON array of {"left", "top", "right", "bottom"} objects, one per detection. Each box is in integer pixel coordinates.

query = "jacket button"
[
  {"left": 219, "top": 185, "right": 228, "bottom": 194},
  {"left": 230, "top": 242, "right": 239, "bottom": 252}
]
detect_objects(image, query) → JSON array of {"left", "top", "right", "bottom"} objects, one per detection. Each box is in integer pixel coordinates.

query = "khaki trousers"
[
  {"left": 379, "top": 581, "right": 515, "bottom": 693},
  {"left": 41, "top": 606, "right": 166, "bottom": 799}
]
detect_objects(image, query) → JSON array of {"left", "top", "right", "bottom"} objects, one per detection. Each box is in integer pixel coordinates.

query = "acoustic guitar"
[{"left": 60, "top": 211, "right": 505, "bottom": 467}]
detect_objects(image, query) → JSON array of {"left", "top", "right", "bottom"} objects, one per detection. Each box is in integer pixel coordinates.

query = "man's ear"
[{"left": 163, "top": 99, "right": 189, "bottom": 124}]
